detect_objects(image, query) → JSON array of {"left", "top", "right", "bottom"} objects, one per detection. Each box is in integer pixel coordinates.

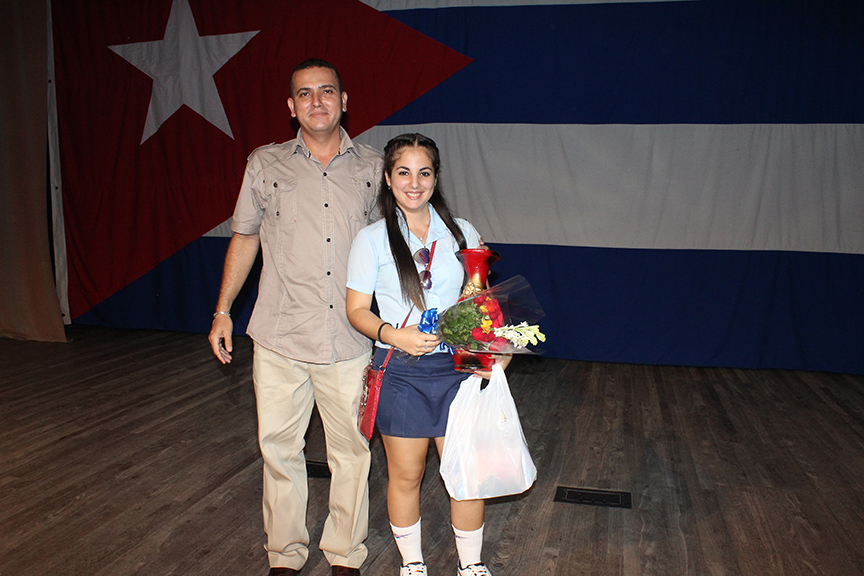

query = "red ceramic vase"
[
  {"left": 452, "top": 348, "right": 498, "bottom": 373},
  {"left": 457, "top": 248, "right": 501, "bottom": 301},
  {"left": 453, "top": 248, "right": 502, "bottom": 373}
]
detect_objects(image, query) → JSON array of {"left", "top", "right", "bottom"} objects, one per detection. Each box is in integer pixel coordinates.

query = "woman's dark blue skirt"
[{"left": 372, "top": 346, "right": 471, "bottom": 438}]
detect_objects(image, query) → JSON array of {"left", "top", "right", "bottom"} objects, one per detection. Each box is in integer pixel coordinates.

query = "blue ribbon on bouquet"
[
  {"left": 418, "top": 308, "right": 455, "bottom": 355},
  {"left": 418, "top": 308, "right": 439, "bottom": 334}
]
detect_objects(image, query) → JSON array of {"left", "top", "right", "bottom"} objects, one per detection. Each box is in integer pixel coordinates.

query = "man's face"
[{"left": 287, "top": 67, "right": 347, "bottom": 136}]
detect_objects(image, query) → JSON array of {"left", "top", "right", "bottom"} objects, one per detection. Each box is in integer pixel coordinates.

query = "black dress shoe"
[
  {"left": 331, "top": 567, "right": 360, "bottom": 576},
  {"left": 268, "top": 568, "right": 299, "bottom": 576}
]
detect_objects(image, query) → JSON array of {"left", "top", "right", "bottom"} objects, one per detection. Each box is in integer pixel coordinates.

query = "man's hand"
[
  {"left": 207, "top": 232, "right": 260, "bottom": 365},
  {"left": 209, "top": 315, "right": 234, "bottom": 364}
]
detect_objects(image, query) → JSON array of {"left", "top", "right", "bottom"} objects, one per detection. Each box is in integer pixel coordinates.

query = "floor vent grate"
[{"left": 554, "top": 486, "right": 632, "bottom": 508}]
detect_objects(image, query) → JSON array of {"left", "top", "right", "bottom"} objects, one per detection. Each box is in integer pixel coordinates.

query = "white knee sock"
[
  {"left": 453, "top": 523, "right": 484, "bottom": 568},
  {"left": 391, "top": 518, "right": 423, "bottom": 565}
]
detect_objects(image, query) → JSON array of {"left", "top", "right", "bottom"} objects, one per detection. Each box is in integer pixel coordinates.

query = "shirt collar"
[{"left": 292, "top": 127, "right": 356, "bottom": 159}]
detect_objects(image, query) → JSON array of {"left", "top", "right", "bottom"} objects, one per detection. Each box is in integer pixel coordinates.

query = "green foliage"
[{"left": 438, "top": 300, "right": 485, "bottom": 349}]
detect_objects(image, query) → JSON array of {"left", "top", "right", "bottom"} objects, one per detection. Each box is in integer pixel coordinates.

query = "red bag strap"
[{"left": 380, "top": 240, "right": 437, "bottom": 370}]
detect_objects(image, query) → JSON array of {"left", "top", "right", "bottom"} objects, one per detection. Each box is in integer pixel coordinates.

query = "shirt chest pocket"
[
  {"left": 263, "top": 177, "right": 298, "bottom": 226},
  {"left": 348, "top": 175, "right": 376, "bottom": 229}
]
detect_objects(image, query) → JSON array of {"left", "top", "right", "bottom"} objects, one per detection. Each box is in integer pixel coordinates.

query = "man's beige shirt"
[{"left": 231, "top": 128, "right": 383, "bottom": 364}]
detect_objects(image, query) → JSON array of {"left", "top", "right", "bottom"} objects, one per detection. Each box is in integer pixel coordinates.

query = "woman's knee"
[{"left": 388, "top": 463, "right": 425, "bottom": 491}]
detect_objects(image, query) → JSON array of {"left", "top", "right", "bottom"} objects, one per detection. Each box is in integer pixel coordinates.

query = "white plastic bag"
[{"left": 440, "top": 364, "right": 537, "bottom": 500}]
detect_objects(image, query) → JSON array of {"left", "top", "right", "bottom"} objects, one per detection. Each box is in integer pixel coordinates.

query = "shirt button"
[
  {"left": 324, "top": 203, "right": 329, "bottom": 208},
  {"left": 329, "top": 304, "right": 334, "bottom": 309},
  {"left": 326, "top": 238, "right": 331, "bottom": 242},
  {"left": 327, "top": 271, "right": 331, "bottom": 275},
  {"left": 367, "top": 181, "right": 371, "bottom": 187},
  {"left": 323, "top": 172, "right": 327, "bottom": 177}
]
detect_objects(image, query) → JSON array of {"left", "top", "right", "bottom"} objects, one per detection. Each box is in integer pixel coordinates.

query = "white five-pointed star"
[{"left": 109, "top": 0, "right": 258, "bottom": 143}]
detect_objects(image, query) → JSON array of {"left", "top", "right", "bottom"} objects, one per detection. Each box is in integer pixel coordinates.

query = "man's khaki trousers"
[{"left": 253, "top": 344, "right": 371, "bottom": 570}]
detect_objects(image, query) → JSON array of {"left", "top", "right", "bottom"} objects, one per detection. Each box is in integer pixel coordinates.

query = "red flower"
[
  {"left": 491, "top": 307, "right": 502, "bottom": 321},
  {"left": 471, "top": 327, "right": 495, "bottom": 342},
  {"left": 484, "top": 298, "right": 504, "bottom": 327}
]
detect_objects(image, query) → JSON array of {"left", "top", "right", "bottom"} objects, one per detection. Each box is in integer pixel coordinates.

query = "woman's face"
[{"left": 385, "top": 147, "right": 437, "bottom": 216}]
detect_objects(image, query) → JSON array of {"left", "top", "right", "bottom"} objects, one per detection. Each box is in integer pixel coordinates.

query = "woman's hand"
[
  {"left": 390, "top": 324, "right": 441, "bottom": 356},
  {"left": 473, "top": 353, "right": 512, "bottom": 379},
  {"left": 346, "top": 290, "right": 440, "bottom": 356}
]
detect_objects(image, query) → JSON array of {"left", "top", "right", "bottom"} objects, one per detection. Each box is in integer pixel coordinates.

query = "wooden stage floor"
[{"left": 1, "top": 326, "right": 863, "bottom": 575}]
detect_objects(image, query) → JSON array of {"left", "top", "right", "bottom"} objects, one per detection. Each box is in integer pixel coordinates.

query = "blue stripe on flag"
[
  {"left": 488, "top": 243, "right": 864, "bottom": 374},
  {"left": 381, "top": 0, "right": 864, "bottom": 125},
  {"left": 76, "top": 237, "right": 864, "bottom": 374}
]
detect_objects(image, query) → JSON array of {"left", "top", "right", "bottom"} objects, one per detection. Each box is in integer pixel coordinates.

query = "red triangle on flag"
[{"left": 53, "top": 0, "right": 473, "bottom": 318}]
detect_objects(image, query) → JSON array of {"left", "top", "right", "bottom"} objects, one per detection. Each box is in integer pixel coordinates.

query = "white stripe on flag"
[{"left": 356, "top": 123, "right": 864, "bottom": 255}]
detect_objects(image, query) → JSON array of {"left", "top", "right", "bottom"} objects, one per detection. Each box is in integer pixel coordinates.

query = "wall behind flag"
[{"left": 52, "top": 0, "right": 864, "bottom": 374}]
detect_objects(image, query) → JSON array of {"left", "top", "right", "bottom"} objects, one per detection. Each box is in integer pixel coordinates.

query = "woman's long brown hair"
[{"left": 378, "top": 133, "right": 467, "bottom": 310}]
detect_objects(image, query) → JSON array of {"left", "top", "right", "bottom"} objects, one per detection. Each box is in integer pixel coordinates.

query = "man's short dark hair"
[{"left": 290, "top": 58, "right": 343, "bottom": 95}]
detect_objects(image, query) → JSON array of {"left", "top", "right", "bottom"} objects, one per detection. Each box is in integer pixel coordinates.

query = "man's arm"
[{"left": 208, "top": 232, "right": 261, "bottom": 364}]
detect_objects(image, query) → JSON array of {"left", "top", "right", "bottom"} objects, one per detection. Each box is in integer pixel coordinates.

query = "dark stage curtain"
[{"left": 0, "top": 0, "right": 66, "bottom": 342}]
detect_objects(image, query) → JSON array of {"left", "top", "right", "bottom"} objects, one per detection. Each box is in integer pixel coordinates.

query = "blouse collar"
[{"left": 397, "top": 204, "right": 450, "bottom": 247}]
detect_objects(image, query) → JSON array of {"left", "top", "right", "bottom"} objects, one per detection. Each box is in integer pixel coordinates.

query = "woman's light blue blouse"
[{"left": 347, "top": 205, "right": 481, "bottom": 350}]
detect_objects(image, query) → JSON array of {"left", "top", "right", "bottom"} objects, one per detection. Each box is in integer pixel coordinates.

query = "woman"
[{"left": 346, "top": 134, "right": 506, "bottom": 576}]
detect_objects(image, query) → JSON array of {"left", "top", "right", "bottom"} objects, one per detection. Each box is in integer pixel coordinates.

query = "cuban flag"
[{"left": 52, "top": 0, "right": 864, "bottom": 374}]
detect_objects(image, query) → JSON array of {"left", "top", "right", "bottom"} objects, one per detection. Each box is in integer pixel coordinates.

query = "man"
[{"left": 208, "top": 58, "right": 382, "bottom": 576}]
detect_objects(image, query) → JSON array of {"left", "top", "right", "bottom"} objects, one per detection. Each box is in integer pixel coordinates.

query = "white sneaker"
[
  {"left": 457, "top": 563, "right": 491, "bottom": 576},
  {"left": 400, "top": 562, "right": 427, "bottom": 576}
]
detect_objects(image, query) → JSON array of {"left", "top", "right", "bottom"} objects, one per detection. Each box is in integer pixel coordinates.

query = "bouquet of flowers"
[{"left": 436, "top": 275, "right": 546, "bottom": 355}]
